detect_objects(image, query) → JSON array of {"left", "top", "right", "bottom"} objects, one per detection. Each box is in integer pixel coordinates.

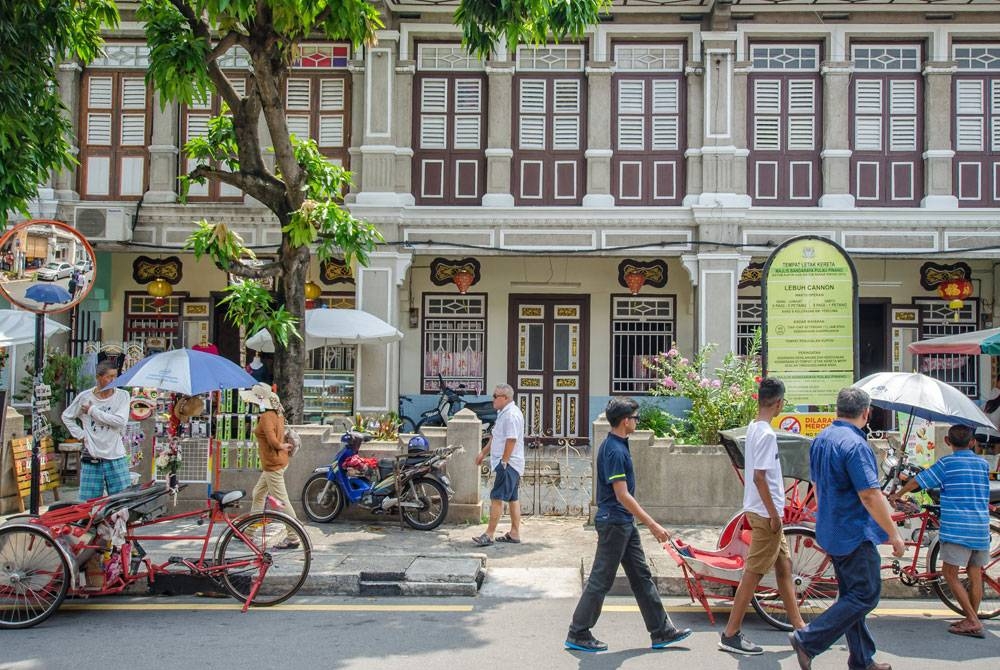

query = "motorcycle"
[
  {"left": 301, "top": 431, "right": 461, "bottom": 531},
  {"left": 399, "top": 373, "right": 497, "bottom": 439}
]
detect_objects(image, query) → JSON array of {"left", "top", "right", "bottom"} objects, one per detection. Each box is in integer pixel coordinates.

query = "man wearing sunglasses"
[{"left": 565, "top": 396, "right": 691, "bottom": 653}]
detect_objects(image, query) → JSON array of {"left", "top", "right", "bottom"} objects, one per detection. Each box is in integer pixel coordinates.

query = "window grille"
[
  {"left": 610, "top": 296, "right": 675, "bottom": 394},
  {"left": 915, "top": 299, "right": 979, "bottom": 398},
  {"left": 422, "top": 294, "right": 487, "bottom": 393}
]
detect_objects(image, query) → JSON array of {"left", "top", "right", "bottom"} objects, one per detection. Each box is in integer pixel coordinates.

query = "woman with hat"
[{"left": 240, "top": 383, "right": 299, "bottom": 547}]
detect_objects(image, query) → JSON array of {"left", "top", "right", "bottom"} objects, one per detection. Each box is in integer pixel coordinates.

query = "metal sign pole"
[{"left": 29, "top": 312, "right": 44, "bottom": 514}]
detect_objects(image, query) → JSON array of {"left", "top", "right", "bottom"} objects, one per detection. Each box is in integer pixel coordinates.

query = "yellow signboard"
[
  {"left": 763, "top": 237, "right": 857, "bottom": 405},
  {"left": 772, "top": 412, "right": 836, "bottom": 437}
]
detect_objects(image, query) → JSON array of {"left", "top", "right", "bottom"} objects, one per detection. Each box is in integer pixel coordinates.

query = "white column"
[{"left": 355, "top": 251, "right": 412, "bottom": 412}]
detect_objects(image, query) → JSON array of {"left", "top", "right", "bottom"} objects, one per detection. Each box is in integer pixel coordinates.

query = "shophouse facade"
[{"left": 17, "top": 0, "right": 1000, "bottom": 442}]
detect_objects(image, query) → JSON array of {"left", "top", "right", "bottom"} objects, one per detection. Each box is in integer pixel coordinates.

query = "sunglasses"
[{"left": 628, "top": 414, "right": 640, "bottom": 420}]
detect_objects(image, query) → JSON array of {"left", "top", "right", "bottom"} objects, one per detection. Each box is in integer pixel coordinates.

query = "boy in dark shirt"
[{"left": 564, "top": 397, "right": 691, "bottom": 653}]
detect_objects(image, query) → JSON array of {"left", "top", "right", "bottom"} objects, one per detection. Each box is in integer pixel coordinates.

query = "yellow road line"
[
  {"left": 606, "top": 604, "right": 955, "bottom": 618},
  {"left": 60, "top": 603, "right": 473, "bottom": 613}
]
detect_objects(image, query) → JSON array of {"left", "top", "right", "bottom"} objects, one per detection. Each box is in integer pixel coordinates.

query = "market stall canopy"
[
  {"left": 906, "top": 327, "right": 1000, "bottom": 356},
  {"left": 0, "top": 309, "right": 69, "bottom": 347},
  {"left": 245, "top": 308, "right": 404, "bottom": 352}
]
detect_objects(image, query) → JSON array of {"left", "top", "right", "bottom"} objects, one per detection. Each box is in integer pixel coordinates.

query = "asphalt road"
[{"left": 1, "top": 596, "right": 996, "bottom": 669}]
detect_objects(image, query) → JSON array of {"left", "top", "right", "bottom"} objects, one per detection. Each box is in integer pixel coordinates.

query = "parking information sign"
[{"left": 762, "top": 236, "right": 858, "bottom": 406}]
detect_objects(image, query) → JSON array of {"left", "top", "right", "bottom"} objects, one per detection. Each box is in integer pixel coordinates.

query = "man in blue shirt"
[
  {"left": 890, "top": 424, "right": 991, "bottom": 638},
  {"left": 564, "top": 397, "right": 691, "bottom": 653},
  {"left": 789, "top": 387, "right": 905, "bottom": 670}
]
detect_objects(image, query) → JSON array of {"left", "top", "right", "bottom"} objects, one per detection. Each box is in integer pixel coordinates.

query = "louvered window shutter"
[
  {"left": 286, "top": 116, "right": 310, "bottom": 139},
  {"left": 229, "top": 77, "right": 247, "bottom": 99},
  {"left": 319, "top": 116, "right": 344, "bottom": 147},
  {"left": 420, "top": 116, "right": 447, "bottom": 149},
  {"left": 617, "top": 80, "right": 644, "bottom": 150},
  {"left": 652, "top": 80, "right": 679, "bottom": 114},
  {"left": 992, "top": 82, "right": 1000, "bottom": 152},
  {"left": 889, "top": 80, "right": 917, "bottom": 152},
  {"left": 618, "top": 117, "right": 644, "bottom": 150},
  {"left": 420, "top": 79, "right": 448, "bottom": 149},
  {"left": 187, "top": 115, "right": 210, "bottom": 139},
  {"left": 287, "top": 79, "right": 311, "bottom": 110},
  {"left": 520, "top": 80, "right": 546, "bottom": 114},
  {"left": 87, "top": 114, "right": 112, "bottom": 145},
  {"left": 787, "top": 80, "right": 815, "bottom": 150},
  {"left": 753, "top": 80, "right": 781, "bottom": 150},
  {"left": 88, "top": 77, "right": 113, "bottom": 108},
  {"left": 618, "top": 80, "right": 644, "bottom": 114},
  {"left": 652, "top": 117, "right": 679, "bottom": 151},
  {"left": 121, "top": 78, "right": 146, "bottom": 109},
  {"left": 519, "top": 117, "right": 545, "bottom": 150},
  {"left": 320, "top": 79, "right": 345, "bottom": 110},
  {"left": 454, "top": 80, "right": 481, "bottom": 113},
  {"left": 854, "top": 80, "right": 883, "bottom": 151},
  {"left": 421, "top": 79, "right": 448, "bottom": 112},
  {"left": 453, "top": 79, "right": 482, "bottom": 148}
]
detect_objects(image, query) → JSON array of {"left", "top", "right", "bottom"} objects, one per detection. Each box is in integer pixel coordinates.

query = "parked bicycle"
[
  {"left": 399, "top": 373, "right": 496, "bottom": 439},
  {"left": 0, "top": 481, "right": 311, "bottom": 629}
]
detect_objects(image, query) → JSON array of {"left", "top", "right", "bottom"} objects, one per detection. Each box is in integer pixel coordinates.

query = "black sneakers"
[
  {"left": 651, "top": 626, "right": 692, "bottom": 649},
  {"left": 564, "top": 635, "right": 608, "bottom": 653},
  {"left": 719, "top": 630, "right": 764, "bottom": 655}
]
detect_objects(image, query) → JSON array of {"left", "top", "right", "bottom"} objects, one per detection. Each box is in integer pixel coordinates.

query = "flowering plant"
[
  {"left": 155, "top": 439, "right": 182, "bottom": 475},
  {"left": 643, "top": 330, "right": 763, "bottom": 445}
]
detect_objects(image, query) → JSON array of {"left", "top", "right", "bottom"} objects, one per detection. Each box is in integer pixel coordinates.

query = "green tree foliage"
[
  {"left": 0, "top": 0, "right": 119, "bottom": 226},
  {"left": 456, "top": 0, "right": 612, "bottom": 59}
]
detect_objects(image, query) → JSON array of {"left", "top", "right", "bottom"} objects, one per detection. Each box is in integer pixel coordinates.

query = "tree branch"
[
  {"left": 189, "top": 164, "right": 284, "bottom": 210},
  {"left": 224, "top": 258, "right": 283, "bottom": 279}
]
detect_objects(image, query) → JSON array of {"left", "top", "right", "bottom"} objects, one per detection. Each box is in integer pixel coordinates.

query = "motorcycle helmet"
[{"left": 407, "top": 435, "right": 430, "bottom": 454}]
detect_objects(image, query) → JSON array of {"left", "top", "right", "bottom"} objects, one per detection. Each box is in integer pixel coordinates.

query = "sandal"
[
  {"left": 495, "top": 532, "right": 521, "bottom": 544},
  {"left": 272, "top": 538, "right": 301, "bottom": 550},
  {"left": 948, "top": 623, "right": 985, "bottom": 638},
  {"left": 472, "top": 533, "right": 494, "bottom": 547}
]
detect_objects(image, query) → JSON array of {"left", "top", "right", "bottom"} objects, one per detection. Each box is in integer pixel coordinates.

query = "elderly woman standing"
[{"left": 240, "top": 383, "right": 298, "bottom": 544}]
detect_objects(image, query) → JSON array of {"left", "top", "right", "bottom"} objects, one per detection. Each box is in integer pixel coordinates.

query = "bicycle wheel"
[
  {"left": 401, "top": 477, "right": 449, "bottom": 531},
  {"left": 215, "top": 511, "right": 311, "bottom": 606},
  {"left": 928, "top": 518, "right": 1000, "bottom": 619},
  {"left": 751, "top": 526, "right": 838, "bottom": 631},
  {"left": 0, "top": 526, "right": 71, "bottom": 629},
  {"left": 400, "top": 416, "right": 417, "bottom": 433},
  {"left": 301, "top": 473, "right": 344, "bottom": 523}
]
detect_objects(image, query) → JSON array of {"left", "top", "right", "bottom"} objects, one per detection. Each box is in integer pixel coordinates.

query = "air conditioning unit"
[{"left": 74, "top": 206, "right": 133, "bottom": 242}]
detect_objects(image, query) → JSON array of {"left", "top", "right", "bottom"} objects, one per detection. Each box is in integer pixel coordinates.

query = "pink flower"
[
  {"left": 666, "top": 348, "right": 679, "bottom": 358},
  {"left": 711, "top": 379, "right": 721, "bottom": 389},
  {"left": 730, "top": 383, "right": 741, "bottom": 394},
  {"left": 699, "top": 378, "right": 711, "bottom": 388},
  {"left": 680, "top": 358, "right": 689, "bottom": 366},
  {"left": 662, "top": 377, "right": 678, "bottom": 389},
  {"left": 687, "top": 371, "right": 699, "bottom": 381}
]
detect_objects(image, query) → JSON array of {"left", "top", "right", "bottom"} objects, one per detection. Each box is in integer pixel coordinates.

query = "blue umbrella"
[
  {"left": 25, "top": 283, "right": 72, "bottom": 305},
  {"left": 110, "top": 348, "right": 257, "bottom": 395}
]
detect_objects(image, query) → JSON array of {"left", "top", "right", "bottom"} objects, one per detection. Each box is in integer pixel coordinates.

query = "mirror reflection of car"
[
  {"left": 74, "top": 259, "right": 93, "bottom": 274},
  {"left": 37, "top": 262, "right": 73, "bottom": 281}
]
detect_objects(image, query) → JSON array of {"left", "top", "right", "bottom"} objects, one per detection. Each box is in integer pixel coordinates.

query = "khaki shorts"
[{"left": 745, "top": 512, "right": 790, "bottom": 575}]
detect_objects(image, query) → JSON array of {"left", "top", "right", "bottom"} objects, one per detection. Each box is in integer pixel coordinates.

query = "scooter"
[
  {"left": 400, "top": 373, "right": 497, "bottom": 437},
  {"left": 301, "top": 431, "right": 461, "bottom": 530}
]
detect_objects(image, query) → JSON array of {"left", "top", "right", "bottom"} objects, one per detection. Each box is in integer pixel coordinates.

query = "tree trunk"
[{"left": 273, "top": 242, "right": 310, "bottom": 424}]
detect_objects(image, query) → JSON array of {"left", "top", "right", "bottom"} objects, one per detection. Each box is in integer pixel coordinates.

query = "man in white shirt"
[
  {"left": 61, "top": 360, "right": 132, "bottom": 500},
  {"left": 473, "top": 383, "right": 525, "bottom": 545},
  {"left": 719, "top": 377, "right": 806, "bottom": 655}
]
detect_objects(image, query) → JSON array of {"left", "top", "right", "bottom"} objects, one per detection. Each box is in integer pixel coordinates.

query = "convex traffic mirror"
[{"left": 0, "top": 219, "right": 97, "bottom": 313}]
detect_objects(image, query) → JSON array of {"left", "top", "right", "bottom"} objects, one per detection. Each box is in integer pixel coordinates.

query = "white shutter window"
[
  {"left": 453, "top": 116, "right": 481, "bottom": 148},
  {"left": 617, "top": 117, "right": 644, "bottom": 150},
  {"left": 421, "top": 79, "right": 448, "bottom": 112},
  {"left": 286, "top": 79, "right": 311, "bottom": 110},
  {"left": 121, "top": 78, "right": 146, "bottom": 109},
  {"left": 519, "top": 116, "right": 545, "bottom": 149},
  {"left": 992, "top": 118, "right": 1000, "bottom": 152},
  {"left": 229, "top": 77, "right": 247, "bottom": 99},
  {"left": 754, "top": 80, "right": 781, "bottom": 114},
  {"left": 420, "top": 115, "right": 447, "bottom": 149},
  {"left": 890, "top": 80, "right": 917, "bottom": 114},
  {"left": 519, "top": 80, "right": 546, "bottom": 113},
  {"left": 787, "top": 117, "right": 814, "bottom": 150},
  {"left": 86, "top": 113, "right": 112, "bottom": 145},
  {"left": 855, "top": 80, "right": 883, "bottom": 113},
  {"left": 320, "top": 79, "right": 345, "bottom": 110},
  {"left": 956, "top": 117, "right": 984, "bottom": 152},
  {"left": 119, "top": 114, "right": 143, "bottom": 145},
  {"left": 319, "top": 116, "right": 344, "bottom": 147},
  {"left": 189, "top": 91, "right": 212, "bottom": 111},
  {"left": 618, "top": 80, "right": 644, "bottom": 114},
  {"left": 787, "top": 80, "right": 815, "bottom": 114},
  {"left": 992, "top": 81, "right": 1000, "bottom": 114},
  {"left": 88, "top": 77, "right": 113, "bottom": 108},
  {"left": 454, "top": 80, "right": 482, "bottom": 113},
  {"left": 553, "top": 80, "right": 580, "bottom": 113},
  {"left": 753, "top": 116, "right": 780, "bottom": 150},
  {"left": 286, "top": 115, "right": 310, "bottom": 139},
  {"left": 855, "top": 116, "right": 883, "bottom": 151},
  {"left": 186, "top": 158, "right": 209, "bottom": 196},
  {"left": 652, "top": 80, "right": 679, "bottom": 114},
  {"left": 186, "top": 115, "right": 210, "bottom": 139},
  {"left": 956, "top": 80, "right": 984, "bottom": 115},
  {"left": 889, "top": 117, "right": 916, "bottom": 152},
  {"left": 552, "top": 116, "right": 579, "bottom": 149},
  {"left": 651, "top": 117, "right": 679, "bottom": 151}
]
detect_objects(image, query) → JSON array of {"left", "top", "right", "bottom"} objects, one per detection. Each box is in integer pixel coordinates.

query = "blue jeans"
[{"left": 796, "top": 541, "right": 881, "bottom": 669}]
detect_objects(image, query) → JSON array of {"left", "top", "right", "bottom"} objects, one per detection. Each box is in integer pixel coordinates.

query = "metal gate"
[{"left": 481, "top": 432, "right": 593, "bottom": 516}]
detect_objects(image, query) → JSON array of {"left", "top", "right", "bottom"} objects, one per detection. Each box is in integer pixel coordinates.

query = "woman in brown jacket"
[{"left": 239, "top": 383, "right": 299, "bottom": 547}]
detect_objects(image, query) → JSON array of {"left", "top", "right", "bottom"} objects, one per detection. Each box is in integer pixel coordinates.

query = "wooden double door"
[{"left": 507, "top": 295, "right": 589, "bottom": 444}]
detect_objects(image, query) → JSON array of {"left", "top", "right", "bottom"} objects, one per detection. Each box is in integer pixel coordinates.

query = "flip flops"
[
  {"left": 948, "top": 622, "right": 986, "bottom": 638},
  {"left": 495, "top": 532, "right": 521, "bottom": 544},
  {"left": 472, "top": 533, "right": 494, "bottom": 547}
]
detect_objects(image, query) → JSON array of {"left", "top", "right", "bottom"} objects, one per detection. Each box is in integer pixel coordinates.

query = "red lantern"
[
  {"left": 937, "top": 277, "right": 974, "bottom": 320},
  {"left": 452, "top": 270, "right": 474, "bottom": 294},
  {"left": 624, "top": 271, "right": 646, "bottom": 295}
]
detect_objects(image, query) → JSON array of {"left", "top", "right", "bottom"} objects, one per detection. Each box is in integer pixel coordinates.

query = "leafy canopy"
[
  {"left": 0, "top": 0, "right": 119, "bottom": 226},
  {"left": 456, "top": 0, "right": 612, "bottom": 59}
]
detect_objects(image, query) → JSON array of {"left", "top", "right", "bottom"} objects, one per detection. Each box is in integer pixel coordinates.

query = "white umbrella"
[
  {"left": 0, "top": 309, "right": 69, "bottom": 347},
  {"left": 853, "top": 371, "right": 994, "bottom": 430},
  {"left": 245, "top": 308, "right": 403, "bottom": 352}
]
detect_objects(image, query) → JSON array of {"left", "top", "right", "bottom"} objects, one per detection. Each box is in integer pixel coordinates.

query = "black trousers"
[{"left": 569, "top": 521, "right": 671, "bottom": 637}]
